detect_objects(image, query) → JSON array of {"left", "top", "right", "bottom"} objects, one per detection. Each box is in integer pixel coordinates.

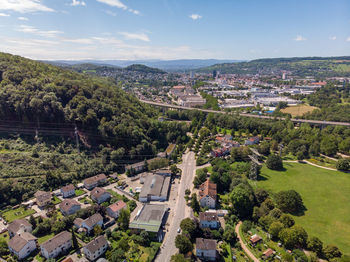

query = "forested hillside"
[
  {"left": 0, "top": 52, "right": 188, "bottom": 206},
  {"left": 197, "top": 56, "right": 350, "bottom": 77}
]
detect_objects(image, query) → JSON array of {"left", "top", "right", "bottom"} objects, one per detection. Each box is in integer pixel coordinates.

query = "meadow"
[{"left": 281, "top": 104, "right": 318, "bottom": 117}]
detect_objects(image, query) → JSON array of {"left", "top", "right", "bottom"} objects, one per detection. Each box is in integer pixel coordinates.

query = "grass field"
[
  {"left": 2, "top": 207, "right": 36, "bottom": 223},
  {"left": 281, "top": 105, "right": 318, "bottom": 117},
  {"left": 256, "top": 162, "right": 350, "bottom": 255}
]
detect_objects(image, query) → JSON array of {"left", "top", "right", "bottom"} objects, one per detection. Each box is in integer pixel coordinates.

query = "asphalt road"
[
  {"left": 140, "top": 100, "right": 350, "bottom": 127},
  {"left": 155, "top": 151, "right": 196, "bottom": 262}
]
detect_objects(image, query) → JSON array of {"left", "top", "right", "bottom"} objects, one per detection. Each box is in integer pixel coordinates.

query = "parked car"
[{"left": 177, "top": 228, "right": 181, "bottom": 233}]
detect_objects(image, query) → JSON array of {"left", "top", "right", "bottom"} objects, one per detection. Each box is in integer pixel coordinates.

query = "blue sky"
[{"left": 0, "top": 0, "right": 349, "bottom": 60}]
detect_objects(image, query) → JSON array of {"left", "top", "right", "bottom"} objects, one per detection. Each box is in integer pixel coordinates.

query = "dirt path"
[
  {"left": 283, "top": 160, "right": 337, "bottom": 171},
  {"left": 235, "top": 221, "right": 260, "bottom": 262}
]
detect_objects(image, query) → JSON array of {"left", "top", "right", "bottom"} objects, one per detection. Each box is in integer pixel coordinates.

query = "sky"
[{"left": 0, "top": 0, "right": 349, "bottom": 60}]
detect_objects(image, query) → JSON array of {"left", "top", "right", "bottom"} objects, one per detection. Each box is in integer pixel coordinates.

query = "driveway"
[{"left": 155, "top": 151, "right": 196, "bottom": 262}]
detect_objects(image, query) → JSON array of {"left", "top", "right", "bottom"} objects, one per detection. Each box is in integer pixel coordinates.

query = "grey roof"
[
  {"left": 129, "top": 204, "right": 167, "bottom": 233},
  {"left": 41, "top": 231, "right": 71, "bottom": 253},
  {"left": 84, "top": 236, "right": 108, "bottom": 253},
  {"left": 8, "top": 232, "right": 36, "bottom": 253},
  {"left": 59, "top": 199, "right": 81, "bottom": 213},
  {"left": 35, "top": 190, "right": 51, "bottom": 202},
  {"left": 84, "top": 174, "right": 107, "bottom": 185},
  {"left": 139, "top": 174, "right": 170, "bottom": 200},
  {"left": 7, "top": 219, "right": 32, "bottom": 234},
  {"left": 90, "top": 187, "right": 110, "bottom": 200},
  {"left": 84, "top": 213, "right": 103, "bottom": 228},
  {"left": 196, "top": 238, "right": 217, "bottom": 250},
  {"left": 199, "top": 212, "right": 219, "bottom": 222}
]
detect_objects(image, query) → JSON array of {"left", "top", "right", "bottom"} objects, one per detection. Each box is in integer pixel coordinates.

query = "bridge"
[{"left": 140, "top": 100, "right": 350, "bottom": 127}]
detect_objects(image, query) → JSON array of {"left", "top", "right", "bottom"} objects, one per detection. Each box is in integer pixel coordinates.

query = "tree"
[
  {"left": 72, "top": 229, "right": 78, "bottom": 249},
  {"left": 140, "top": 231, "right": 150, "bottom": 246},
  {"left": 291, "top": 225, "right": 308, "bottom": 247},
  {"left": 180, "top": 218, "right": 196, "bottom": 238},
  {"left": 266, "top": 154, "right": 283, "bottom": 170},
  {"left": 268, "top": 221, "right": 284, "bottom": 239},
  {"left": 241, "top": 220, "right": 253, "bottom": 233},
  {"left": 230, "top": 184, "right": 255, "bottom": 218},
  {"left": 29, "top": 215, "right": 36, "bottom": 229},
  {"left": 171, "top": 254, "right": 189, "bottom": 262},
  {"left": 93, "top": 225, "right": 103, "bottom": 236},
  {"left": 190, "top": 193, "right": 200, "bottom": 213},
  {"left": 278, "top": 228, "right": 297, "bottom": 249},
  {"left": 255, "top": 188, "right": 269, "bottom": 204},
  {"left": 323, "top": 245, "right": 342, "bottom": 260},
  {"left": 258, "top": 141, "right": 271, "bottom": 156},
  {"left": 279, "top": 214, "right": 295, "bottom": 228},
  {"left": 175, "top": 234, "right": 193, "bottom": 254},
  {"left": 0, "top": 240, "right": 9, "bottom": 257},
  {"left": 307, "top": 236, "right": 323, "bottom": 256},
  {"left": 336, "top": 159, "right": 350, "bottom": 171},
  {"left": 320, "top": 136, "right": 337, "bottom": 156},
  {"left": 117, "top": 208, "right": 130, "bottom": 230},
  {"left": 223, "top": 224, "right": 237, "bottom": 245},
  {"left": 275, "top": 190, "right": 304, "bottom": 214},
  {"left": 293, "top": 249, "right": 308, "bottom": 262}
]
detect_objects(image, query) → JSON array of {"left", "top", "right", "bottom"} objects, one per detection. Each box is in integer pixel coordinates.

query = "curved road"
[
  {"left": 140, "top": 100, "right": 350, "bottom": 127},
  {"left": 155, "top": 151, "right": 196, "bottom": 262},
  {"left": 235, "top": 221, "right": 260, "bottom": 262}
]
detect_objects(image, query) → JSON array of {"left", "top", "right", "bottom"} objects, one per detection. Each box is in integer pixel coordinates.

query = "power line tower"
[{"left": 74, "top": 124, "right": 80, "bottom": 154}]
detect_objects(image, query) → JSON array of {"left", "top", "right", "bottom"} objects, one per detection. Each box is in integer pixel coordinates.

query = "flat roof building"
[{"left": 139, "top": 174, "right": 171, "bottom": 202}]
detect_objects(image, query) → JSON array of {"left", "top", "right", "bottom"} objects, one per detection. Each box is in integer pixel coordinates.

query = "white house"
[
  {"left": 196, "top": 238, "right": 217, "bottom": 261},
  {"left": 76, "top": 213, "right": 103, "bottom": 234},
  {"left": 40, "top": 231, "right": 72, "bottom": 259},
  {"left": 199, "top": 212, "right": 220, "bottom": 229},
  {"left": 60, "top": 184, "right": 75, "bottom": 198},
  {"left": 59, "top": 199, "right": 81, "bottom": 216},
  {"left": 8, "top": 232, "right": 37, "bottom": 260},
  {"left": 83, "top": 236, "right": 109, "bottom": 261},
  {"left": 90, "top": 187, "right": 111, "bottom": 204},
  {"left": 7, "top": 219, "right": 32, "bottom": 238},
  {"left": 106, "top": 201, "right": 127, "bottom": 219},
  {"left": 199, "top": 179, "right": 217, "bottom": 209}
]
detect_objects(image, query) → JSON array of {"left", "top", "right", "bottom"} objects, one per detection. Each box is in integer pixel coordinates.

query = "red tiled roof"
[
  {"left": 199, "top": 179, "right": 217, "bottom": 201},
  {"left": 108, "top": 200, "right": 127, "bottom": 213}
]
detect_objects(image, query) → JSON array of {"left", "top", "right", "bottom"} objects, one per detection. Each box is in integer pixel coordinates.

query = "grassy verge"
[
  {"left": 257, "top": 162, "right": 350, "bottom": 255},
  {"left": 75, "top": 189, "right": 86, "bottom": 197}
]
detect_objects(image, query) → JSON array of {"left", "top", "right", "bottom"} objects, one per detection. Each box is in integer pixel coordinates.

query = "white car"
[{"left": 177, "top": 228, "right": 181, "bottom": 233}]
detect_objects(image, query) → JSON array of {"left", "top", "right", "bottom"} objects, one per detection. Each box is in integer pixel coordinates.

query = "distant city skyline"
[{"left": 0, "top": 0, "right": 349, "bottom": 60}]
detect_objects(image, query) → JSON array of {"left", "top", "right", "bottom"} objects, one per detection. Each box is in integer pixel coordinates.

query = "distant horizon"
[{"left": 0, "top": 0, "right": 349, "bottom": 60}]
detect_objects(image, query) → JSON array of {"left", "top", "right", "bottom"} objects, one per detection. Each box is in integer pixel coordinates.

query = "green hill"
[
  {"left": 0, "top": 52, "right": 187, "bottom": 207},
  {"left": 197, "top": 56, "right": 350, "bottom": 77},
  {"left": 124, "top": 64, "right": 166, "bottom": 74}
]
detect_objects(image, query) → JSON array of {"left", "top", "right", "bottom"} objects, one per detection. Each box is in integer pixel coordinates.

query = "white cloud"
[
  {"left": 18, "top": 16, "right": 29, "bottom": 21},
  {"left": 17, "top": 25, "right": 63, "bottom": 38},
  {"left": 96, "top": 0, "right": 140, "bottom": 14},
  {"left": 119, "top": 32, "right": 150, "bottom": 42},
  {"left": 71, "top": 0, "right": 86, "bottom": 7},
  {"left": 0, "top": 0, "right": 54, "bottom": 13},
  {"left": 189, "top": 14, "right": 202, "bottom": 20},
  {"left": 294, "top": 35, "right": 306, "bottom": 41},
  {"left": 63, "top": 38, "right": 94, "bottom": 44},
  {"left": 329, "top": 36, "right": 336, "bottom": 41},
  {"left": 346, "top": 37, "right": 350, "bottom": 42},
  {"left": 0, "top": 12, "right": 10, "bottom": 16}
]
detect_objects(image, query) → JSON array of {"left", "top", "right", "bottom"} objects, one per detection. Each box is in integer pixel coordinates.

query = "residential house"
[
  {"left": 129, "top": 204, "right": 168, "bottom": 242},
  {"left": 83, "top": 174, "right": 107, "bottom": 190},
  {"left": 60, "top": 184, "right": 75, "bottom": 198},
  {"left": 198, "top": 179, "right": 217, "bottom": 209},
  {"left": 90, "top": 187, "right": 111, "bottom": 204},
  {"left": 262, "top": 248, "right": 275, "bottom": 259},
  {"left": 250, "top": 234, "right": 262, "bottom": 246},
  {"left": 83, "top": 236, "right": 109, "bottom": 261},
  {"left": 139, "top": 174, "right": 171, "bottom": 202},
  {"left": 8, "top": 219, "right": 32, "bottom": 238},
  {"left": 196, "top": 238, "right": 217, "bottom": 261},
  {"left": 245, "top": 136, "right": 260, "bottom": 145},
  {"left": 59, "top": 199, "right": 81, "bottom": 216},
  {"left": 75, "top": 213, "right": 104, "bottom": 234},
  {"left": 35, "top": 191, "right": 52, "bottom": 208},
  {"left": 125, "top": 161, "right": 146, "bottom": 174},
  {"left": 40, "top": 231, "right": 72, "bottom": 259},
  {"left": 106, "top": 201, "right": 127, "bottom": 219},
  {"left": 8, "top": 232, "right": 37, "bottom": 260},
  {"left": 199, "top": 212, "right": 220, "bottom": 229}
]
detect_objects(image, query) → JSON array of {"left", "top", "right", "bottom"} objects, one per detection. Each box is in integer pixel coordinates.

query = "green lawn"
[
  {"left": 0, "top": 232, "right": 9, "bottom": 243},
  {"left": 256, "top": 162, "right": 350, "bottom": 255},
  {"left": 75, "top": 189, "right": 86, "bottom": 197},
  {"left": 38, "top": 233, "right": 55, "bottom": 244},
  {"left": 2, "top": 207, "right": 36, "bottom": 223},
  {"left": 52, "top": 195, "right": 62, "bottom": 204}
]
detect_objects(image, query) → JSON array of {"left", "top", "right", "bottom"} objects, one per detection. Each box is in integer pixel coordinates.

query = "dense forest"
[
  {"left": 197, "top": 56, "right": 350, "bottom": 77},
  {"left": 0, "top": 52, "right": 188, "bottom": 206}
]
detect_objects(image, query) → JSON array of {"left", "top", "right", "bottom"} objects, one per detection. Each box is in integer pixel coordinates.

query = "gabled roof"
[
  {"left": 34, "top": 190, "right": 51, "bottom": 202},
  {"left": 41, "top": 231, "right": 71, "bottom": 253},
  {"left": 61, "top": 184, "right": 75, "bottom": 192},
  {"left": 84, "top": 213, "right": 103, "bottom": 228},
  {"left": 108, "top": 200, "right": 127, "bottom": 213},
  {"left": 84, "top": 236, "right": 108, "bottom": 253},
  {"left": 90, "top": 187, "right": 110, "bottom": 199},
  {"left": 7, "top": 219, "right": 32, "bottom": 234},
  {"left": 84, "top": 174, "right": 107, "bottom": 185},
  {"left": 196, "top": 238, "right": 216, "bottom": 250},
  {"left": 199, "top": 179, "right": 217, "bottom": 201},
  {"left": 250, "top": 234, "right": 262, "bottom": 243},
  {"left": 199, "top": 212, "right": 219, "bottom": 222},
  {"left": 59, "top": 199, "right": 81, "bottom": 213},
  {"left": 8, "top": 232, "right": 36, "bottom": 253}
]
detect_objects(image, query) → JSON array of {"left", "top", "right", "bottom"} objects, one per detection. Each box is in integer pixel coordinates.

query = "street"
[{"left": 155, "top": 150, "right": 196, "bottom": 262}]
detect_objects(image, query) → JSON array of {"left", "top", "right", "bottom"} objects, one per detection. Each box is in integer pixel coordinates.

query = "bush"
[
  {"left": 275, "top": 190, "right": 304, "bottom": 214},
  {"left": 323, "top": 245, "right": 342, "bottom": 260},
  {"left": 241, "top": 220, "right": 252, "bottom": 233},
  {"left": 266, "top": 154, "right": 283, "bottom": 170},
  {"left": 336, "top": 159, "right": 350, "bottom": 171}
]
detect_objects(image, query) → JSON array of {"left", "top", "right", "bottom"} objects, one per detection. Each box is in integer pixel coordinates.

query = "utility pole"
[
  {"left": 75, "top": 124, "right": 80, "bottom": 154},
  {"left": 278, "top": 143, "right": 284, "bottom": 157}
]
